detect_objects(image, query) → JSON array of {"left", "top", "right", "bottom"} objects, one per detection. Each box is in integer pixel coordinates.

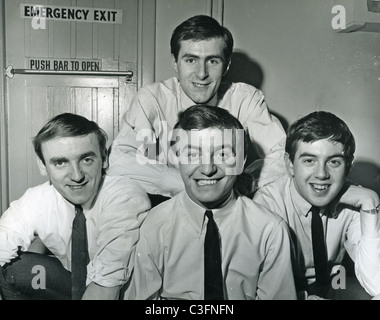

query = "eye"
[
  {"left": 216, "top": 149, "right": 233, "bottom": 160},
  {"left": 185, "top": 58, "right": 196, "bottom": 64},
  {"left": 81, "top": 157, "right": 95, "bottom": 165},
  {"left": 208, "top": 58, "right": 221, "bottom": 65},
  {"left": 54, "top": 160, "right": 67, "bottom": 168},
  {"left": 302, "top": 158, "right": 316, "bottom": 166},
  {"left": 328, "top": 159, "right": 343, "bottom": 168}
]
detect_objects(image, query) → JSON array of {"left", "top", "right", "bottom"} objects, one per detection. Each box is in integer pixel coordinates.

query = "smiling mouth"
[
  {"left": 193, "top": 82, "right": 209, "bottom": 88},
  {"left": 68, "top": 182, "right": 88, "bottom": 190},
  {"left": 197, "top": 179, "right": 218, "bottom": 186},
  {"left": 310, "top": 183, "right": 330, "bottom": 192}
]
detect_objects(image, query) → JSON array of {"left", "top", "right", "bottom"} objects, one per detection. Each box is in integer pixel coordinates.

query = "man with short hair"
[
  {"left": 253, "top": 111, "right": 380, "bottom": 299},
  {"left": 0, "top": 113, "right": 151, "bottom": 300},
  {"left": 108, "top": 15, "right": 286, "bottom": 204},
  {"left": 123, "top": 105, "right": 297, "bottom": 300}
]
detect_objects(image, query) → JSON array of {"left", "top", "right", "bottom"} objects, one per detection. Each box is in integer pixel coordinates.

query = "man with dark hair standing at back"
[{"left": 108, "top": 15, "right": 287, "bottom": 205}]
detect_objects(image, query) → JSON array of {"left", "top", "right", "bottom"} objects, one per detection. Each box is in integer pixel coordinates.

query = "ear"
[
  {"left": 223, "top": 59, "right": 231, "bottom": 75},
  {"left": 102, "top": 155, "right": 109, "bottom": 170},
  {"left": 284, "top": 152, "right": 295, "bottom": 177},
  {"left": 36, "top": 157, "right": 48, "bottom": 177},
  {"left": 171, "top": 54, "right": 178, "bottom": 73}
]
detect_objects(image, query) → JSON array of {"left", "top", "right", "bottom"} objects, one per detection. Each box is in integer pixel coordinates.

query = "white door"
[{"left": 1, "top": 0, "right": 155, "bottom": 210}]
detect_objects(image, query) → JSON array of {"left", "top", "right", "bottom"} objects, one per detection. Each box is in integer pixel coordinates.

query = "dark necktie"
[
  {"left": 311, "top": 206, "right": 329, "bottom": 289},
  {"left": 71, "top": 205, "right": 89, "bottom": 300},
  {"left": 204, "top": 210, "right": 224, "bottom": 300}
]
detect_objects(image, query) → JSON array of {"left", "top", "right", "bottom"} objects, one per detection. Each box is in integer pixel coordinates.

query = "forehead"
[
  {"left": 295, "top": 139, "right": 344, "bottom": 157},
  {"left": 41, "top": 133, "right": 101, "bottom": 158},
  {"left": 177, "top": 128, "right": 236, "bottom": 149},
  {"left": 178, "top": 38, "right": 224, "bottom": 56}
]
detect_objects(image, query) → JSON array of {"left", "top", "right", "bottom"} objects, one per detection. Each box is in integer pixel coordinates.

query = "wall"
[{"left": 155, "top": 0, "right": 380, "bottom": 193}]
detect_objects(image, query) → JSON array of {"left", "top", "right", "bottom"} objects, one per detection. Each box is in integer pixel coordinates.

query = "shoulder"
[
  {"left": 14, "top": 182, "right": 57, "bottom": 204},
  {"left": 100, "top": 175, "right": 151, "bottom": 207},
  {"left": 4, "top": 182, "right": 61, "bottom": 217},
  {"left": 225, "top": 82, "right": 264, "bottom": 97},
  {"left": 239, "top": 196, "right": 284, "bottom": 225},
  {"left": 139, "top": 195, "right": 179, "bottom": 232},
  {"left": 254, "top": 174, "right": 289, "bottom": 201},
  {"left": 136, "top": 77, "right": 179, "bottom": 97}
]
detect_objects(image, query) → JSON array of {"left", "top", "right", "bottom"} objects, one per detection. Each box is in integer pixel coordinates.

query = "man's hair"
[
  {"left": 173, "top": 104, "right": 248, "bottom": 163},
  {"left": 170, "top": 15, "right": 234, "bottom": 64},
  {"left": 33, "top": 112, "right": 108, "bottom": 165},
  {"left": 285, "top": 111, "right": 356, "bottom": 173}
]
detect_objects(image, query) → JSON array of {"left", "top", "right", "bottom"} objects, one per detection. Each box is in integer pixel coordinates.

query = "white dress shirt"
[
  {"left": 108, "top": 77, "right": 287, "bottom": 196},
  {"left": 253, "top": 174, "right": 380, "bottom": 296},
  {"left": 0, "top": 175, "right": 151, "bottom": 287},
  {"left": 124, "top": 191, "right": 297, "bottom": 300}
]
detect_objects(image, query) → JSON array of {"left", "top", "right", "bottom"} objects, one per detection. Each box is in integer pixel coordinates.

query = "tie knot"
[
  {"left": 311, "top": 206, "right": 320, "bottom": 215},
  {"left": 74, "top": 205, "right": 86, "bottom": 224},
  {"left": 205, "top": 210, "right": 213, "bottom": 220},
  {"left": 75, "top": 205, "right": 83, "bottom": 214}
]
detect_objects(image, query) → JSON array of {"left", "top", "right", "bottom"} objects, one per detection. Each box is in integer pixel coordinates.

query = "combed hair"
[
  {"left": 33, "top": 112, "right": 108, "bottom": 165},
  {"left": 285, "top": 111, "right": 356, "bottom": 173},
  {"left": 170, "top": 15, "right": 234, "bottom": 64}
]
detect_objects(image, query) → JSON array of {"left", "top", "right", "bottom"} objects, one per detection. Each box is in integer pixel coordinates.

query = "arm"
[
  {"left": 82, "top": 282, "right": 121, "bottom": 300},
  {"left": 335, "top": 185, "right": 380, "bottom": 296},
  {"left": 0, "top": 197, "right": 38, "bottom": 266},
  {"left": 108, "top": 90, "right": 184, "bottom": 197},
  {"left": 123, "top": 224, "right": 162, "bottom": 300},
  {"left": 256, "top": 220, "right": 298, "bottom": 300},
  {"left": 239, "top": 88, "right": 287, "bottom": 189},
  {"left": 85, "top": 181, "right": 151, "bottom": 297}
]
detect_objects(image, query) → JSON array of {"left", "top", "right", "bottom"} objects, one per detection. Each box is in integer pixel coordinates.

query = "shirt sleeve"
[
  {"left": 346, "top": 211, "right": 380, "bottom": 296},
  {"left": 256, "top": 219, "right": 298, "bottom": 300},
  {"left": 0, "top": 194, "right": 39, "bottom": 266},
  {"left": 86, "top": 181, "right": 151, "bottom": 288},
  {"left": 240, "top": 88, "right": 287, "bottom": 188},
  {"left": 108, "top": 90, "right": 184, "bottom": 197},
  {"left": 123, "top": 222, "right": 162, "bottom": 300}
]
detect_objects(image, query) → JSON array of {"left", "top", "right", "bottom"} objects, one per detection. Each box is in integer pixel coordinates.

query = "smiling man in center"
[{"left": 123, "top": 105, "right": 297, "bottom": 300}]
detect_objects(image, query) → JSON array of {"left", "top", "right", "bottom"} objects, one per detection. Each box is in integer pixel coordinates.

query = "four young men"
[{"left": 0, "top": 15, "right": 379, "bottom": 300}]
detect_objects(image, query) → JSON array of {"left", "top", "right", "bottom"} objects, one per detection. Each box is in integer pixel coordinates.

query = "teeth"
[
  {"left": 69, "top": 185, "right": 84, "bottom": 189},
  {"left": 197, "top": 180, "right": 217, "bottom": 186},
  {"left": 194, "top": 83, "right": 206, "bottom": 87},
  {"left": 312, "top": 184, "right": 329, "bottom": 190}
]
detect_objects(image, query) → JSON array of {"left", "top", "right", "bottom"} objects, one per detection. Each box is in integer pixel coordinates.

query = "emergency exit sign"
[
  {"left": 20, "top": 4, "right": 123, "bottom": 24},
  {"left": 28, "top": 58, "right": 102, "bottom": 71}
]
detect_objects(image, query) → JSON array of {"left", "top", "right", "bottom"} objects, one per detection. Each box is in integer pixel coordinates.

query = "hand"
[{"left": 330, "top": 182, "right": 380, "bottom": 214}]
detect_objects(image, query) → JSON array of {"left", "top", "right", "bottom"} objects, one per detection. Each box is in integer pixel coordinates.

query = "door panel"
[{"left": 3, "top": 0, "right": 142, "bottom": 204}]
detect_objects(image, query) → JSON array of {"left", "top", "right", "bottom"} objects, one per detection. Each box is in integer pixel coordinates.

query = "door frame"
[{"left": 0, "top": 0, "right": 9, "bottom": 213}]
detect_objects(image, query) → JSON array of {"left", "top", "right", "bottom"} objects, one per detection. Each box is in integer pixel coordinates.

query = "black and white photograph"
[{"left": 0, "top": 0, "right": 379, "bottom": 311}]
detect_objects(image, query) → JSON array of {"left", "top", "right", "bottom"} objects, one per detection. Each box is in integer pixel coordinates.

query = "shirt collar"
[
  {"left": 177, "top": 79, "right": 197, "bottom": 110},
  {"left": 289, "top": 178, "right": 314, "bottom": 217},
  {"left": 289, "top": 178, "right": 331, "bottom": 218},
  {"left": 181, "top": 191, "right": 237, "bottom": 230}
]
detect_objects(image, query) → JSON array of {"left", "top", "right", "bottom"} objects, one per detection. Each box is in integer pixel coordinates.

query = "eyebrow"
[
  {"left": 49, "top": 151, "right": 98, "bottom": 164},
  {"left": 181, "top": 53, "right": 223, "bottom": 60},
  {"left": 298, "top": 152, "right": 345, "bottom": 159}
]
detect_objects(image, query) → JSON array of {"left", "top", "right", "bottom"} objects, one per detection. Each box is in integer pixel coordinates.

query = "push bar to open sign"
[{"left": 5, "top": 65, "right": 133, "bottom": 81}]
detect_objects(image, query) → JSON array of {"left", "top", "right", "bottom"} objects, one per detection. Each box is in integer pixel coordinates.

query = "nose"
[
  {"left": 200, "top": 161, "right": 217, "bottom": 176},
  {"left": 314, "top": 162, "right": 330, "bottom": 179},
  {"left": 196, "top": 62, "right": 208, "bottom": 80},
  {"left": 70, "top": 163, "right": 85, "bottom": 182}
]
